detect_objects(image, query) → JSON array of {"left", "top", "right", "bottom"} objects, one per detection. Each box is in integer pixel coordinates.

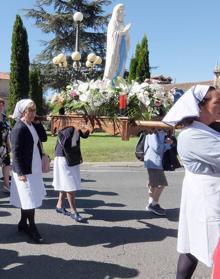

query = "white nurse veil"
[
  {"left": 12, "top": 99, "right": 34, "bottom": 120},
  {"left": 163, "top": 85, "right": 211, "bottom": 126}
]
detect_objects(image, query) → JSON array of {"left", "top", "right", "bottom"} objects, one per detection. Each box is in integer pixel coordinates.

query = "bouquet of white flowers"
[{"left": 49, "top": 78, "right": 174, "bottom": 120}]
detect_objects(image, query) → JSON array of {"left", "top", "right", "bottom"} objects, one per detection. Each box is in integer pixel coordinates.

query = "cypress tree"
[
  {"left": 128, "top": 57, "right": 137, "bottom": 83},
  {"left": 29, "top": 67, "right": 44, "bottom": 115},
  {"left": 136, "top": 35, "right": 150, "bottom": 82},
  {"left": 128, "top": 42, "right": 140, "bottom": 82},
  {"left": 8, "top": 15, "right": 30, "bottom": 115},
  {"left": 128, "top": 35, "right": 150, "bottom": 83}
]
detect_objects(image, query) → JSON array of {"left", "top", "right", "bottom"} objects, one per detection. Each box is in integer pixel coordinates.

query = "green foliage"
[
  {"left": 136, "top": 35, "right": 150, "bottom": 82},
  {"left": 128, "top": 35, "right": 150, "bottom": 83},
  {"left": 8, "top": 15, "right": 30, "bottom": 115},
  {"left": 126, "top": 95, "right": 144, "bottom": 120},
  {"left": 128, "top": 57, "right": 137, "bottom": 83},
  {"left": 24, "top": 0, "right": 112, "bottom": 90},
  {"left": 29, "top": 66, "right": 44, "bottom": 115},
  {"left": 43, "top": 133, "right": 137, "bottom": 161}
]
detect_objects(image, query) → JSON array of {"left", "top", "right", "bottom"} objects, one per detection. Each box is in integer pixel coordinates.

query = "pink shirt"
[{"left": 212, "top": 238, "right": 220, "bottom": 279}]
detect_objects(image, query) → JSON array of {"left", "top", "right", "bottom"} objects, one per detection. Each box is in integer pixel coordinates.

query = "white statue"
[{"left": 103, "top": 3, "right": 131, "bottom": 81}]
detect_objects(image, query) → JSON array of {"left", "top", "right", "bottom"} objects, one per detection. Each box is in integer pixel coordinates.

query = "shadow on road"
[
  {"left": 84, "top": 208, "right": 179, "bottom": 222},
  {"left": 43, "top": 177, "right": 97, "bottom": 183},
  {"left": 0, "top": 210, "right": 11, "bottom": 217},
  {"left": 0, "top": 222, "right": 177, "bottom": 248},
  {"left": 0, "top": 249, "right": 139, "bottom": 279}
]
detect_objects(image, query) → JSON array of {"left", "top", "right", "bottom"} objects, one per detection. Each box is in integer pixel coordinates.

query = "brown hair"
[{"left": 198, "top": 86, "right": 216, "bottom": 108}]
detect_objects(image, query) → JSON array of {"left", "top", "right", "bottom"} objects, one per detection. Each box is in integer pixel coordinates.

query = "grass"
[{"left": 43, "top": 132, "right": 138, "bottom": 162}]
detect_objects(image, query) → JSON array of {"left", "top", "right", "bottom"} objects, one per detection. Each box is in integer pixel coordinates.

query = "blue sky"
[{"left": 1, "top": 0, "right": 220, "bottom": 83}]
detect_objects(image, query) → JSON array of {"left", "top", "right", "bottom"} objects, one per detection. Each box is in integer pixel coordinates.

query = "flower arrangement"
[{"left": 49, "top": 78, "right": 174, "bottom": 120}]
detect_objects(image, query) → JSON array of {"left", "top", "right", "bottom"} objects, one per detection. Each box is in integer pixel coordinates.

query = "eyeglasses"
[{"left": 27, "top": 108, "right": 36, "bottom": 112}]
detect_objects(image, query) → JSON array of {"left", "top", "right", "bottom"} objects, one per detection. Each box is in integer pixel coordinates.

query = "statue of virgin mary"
[{"left": 103, "top": 4, "right": 131, "bottom": 81}]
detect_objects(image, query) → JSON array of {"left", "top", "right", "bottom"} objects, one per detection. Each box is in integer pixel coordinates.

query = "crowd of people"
[{"left": 1, "top": 85, "right": 220, "bottom": 278}]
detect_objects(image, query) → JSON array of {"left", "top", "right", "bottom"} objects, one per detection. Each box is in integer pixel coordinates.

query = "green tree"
[
  {"left": 29, "top": 67, "right": 44, "bottom": 115},
  {"left": 8, "top": 15, "right": 30, "bottom": 115},
  {"left": 136, "top": 35, "right": 150, "bottom": 82},
  {"left": 128, "top": 35, "right": 150, "bottom": 83},
  {"left": 128, "top": 43, "right": 140, "bottom": 82},
  {"left": 24, "top": 0, "right": 111, "bottom": 90}
]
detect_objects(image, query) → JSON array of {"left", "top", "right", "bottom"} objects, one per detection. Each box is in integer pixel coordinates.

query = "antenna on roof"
[{"left": 215, "top": 60, "right": 219, "bottom": 69}]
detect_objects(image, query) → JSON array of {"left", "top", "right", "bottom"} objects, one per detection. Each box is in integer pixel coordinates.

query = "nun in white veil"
[
  {"left": 10, "top": 99, "right": 47, "bottom": 243},
  {"left": 163, "top": 85, "right": 220, "bottom": 277},
  {"left": 103, "top": 3, "right": 131, "bottom": 81}
]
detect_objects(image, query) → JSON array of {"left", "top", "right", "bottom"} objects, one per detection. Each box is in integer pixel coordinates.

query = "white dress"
[
  {"left": 10, "top": 123, "right": 46, "bottom": 209},
  {"left": 177, "top": 121, "right": 220, "bottom": 267},
  {"left": 52, "top": 157, "right": 81, "bottom": 192}
]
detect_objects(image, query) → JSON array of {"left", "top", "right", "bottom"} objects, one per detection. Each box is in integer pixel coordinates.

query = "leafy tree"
[
  {"left": 29, "top": 66, "right": 44, "bottom": 115},
  {"left": 24, "top": 0, "right": 111, "bottom": 90},
  {"left": 128, "top": 35, "right": 150, "bottom": 83},
  {"left": 8, "top": 15, "right": 30, "bottom": 115}
]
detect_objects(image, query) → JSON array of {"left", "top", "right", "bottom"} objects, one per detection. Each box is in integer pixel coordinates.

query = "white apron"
[
  {"left": 10, "top": 123, "right": 46, "bottom": 209},
  {"left": 177, "top": 169, "right": 220, "bottom": 266},
  {"left": 52, "top": 157, "right": 81, "bottom": 192}
]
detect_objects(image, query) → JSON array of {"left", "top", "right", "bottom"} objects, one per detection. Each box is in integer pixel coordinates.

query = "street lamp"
[
  {"left": 52, "top": 53, "right": 67, "bottom": 68},
  {"left": 52, "top": 11, "right": 102, "bottom": 71},
  {"left": 72, "top": 11, "right": 83, "bottom": 70}
]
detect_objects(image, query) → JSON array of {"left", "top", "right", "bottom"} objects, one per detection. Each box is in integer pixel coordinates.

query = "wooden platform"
[{"left": 50, "top": 114, "right": 173, "bottom": 140}]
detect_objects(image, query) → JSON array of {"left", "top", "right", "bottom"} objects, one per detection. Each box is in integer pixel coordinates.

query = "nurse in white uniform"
[
  {"left": 163, "top": 85, "right": 220, "bottom": 278},
  {"left": 10, "top": 99, "right": 47, "bottom": 243}
]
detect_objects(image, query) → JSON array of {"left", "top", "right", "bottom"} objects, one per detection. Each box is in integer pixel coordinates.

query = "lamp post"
[
  {"left": 52, "top": 11, "right": 102, "bottom": 72},
  {"left": 72, "top": 12, "right": 83, "bottom": 70}
]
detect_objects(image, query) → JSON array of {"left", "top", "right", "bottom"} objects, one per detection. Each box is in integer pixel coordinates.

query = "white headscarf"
[
  {"left": 163, "top": 85, "right": 211, "bottom": 126},
  {"left": 12, "top": 99, "right": 34, "bottom": 120}
]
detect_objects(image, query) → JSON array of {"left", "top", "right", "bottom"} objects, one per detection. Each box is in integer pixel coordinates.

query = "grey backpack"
[{"left": 135, "top": 132, "right": 148, "bottom": 161}]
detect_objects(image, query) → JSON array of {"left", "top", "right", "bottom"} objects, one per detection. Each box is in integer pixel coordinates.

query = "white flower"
[
  {"left": 79, "top": 90, "right": 90, "bottom": 102},
  {"left": 137, "top": 92, "right": 151, "bottom": 106},
  {"left": 77, "top": 81, "right": 89, "bottom": 93}
]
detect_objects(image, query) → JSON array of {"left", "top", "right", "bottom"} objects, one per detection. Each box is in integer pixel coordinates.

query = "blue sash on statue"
[{"left": 114, "top": 35, "right": 127, "bottom": 79}]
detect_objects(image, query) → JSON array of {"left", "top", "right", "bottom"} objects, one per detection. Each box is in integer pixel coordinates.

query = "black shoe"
[
  {"left": 147, "top": 203, "right": 166, "bottom": 216},
  {"left": 29, "top": 228, "right": 44, "bottom": 243},
  {"left": 18, "top": 222, "right": 29, "bottom": 234}
]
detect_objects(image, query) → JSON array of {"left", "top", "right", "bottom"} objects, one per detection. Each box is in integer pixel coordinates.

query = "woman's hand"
[
  {"left": 79, "top": 125, "right": 90, "bottom": 133},
  {"left": 165, "top": 137, "right": 173, "bottom": 145},
  {"left": 18, "top": 175, "right": 27, "bottom": 182}
]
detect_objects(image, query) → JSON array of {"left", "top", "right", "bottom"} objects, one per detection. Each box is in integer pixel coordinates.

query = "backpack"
[
  {"left": 162, "top": 136, "right": 182, "bottom": 171},
  {"left": 135, "top": 132, "right": 148, "bottom": 161}
]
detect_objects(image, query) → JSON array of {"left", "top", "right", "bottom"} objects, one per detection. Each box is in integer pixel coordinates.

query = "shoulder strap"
[
  {"left": 144, "top": 134, "right": 149, "bottom": 155},
  {"left": 57, "top": 134, "right": 64, "bottom": 149}
]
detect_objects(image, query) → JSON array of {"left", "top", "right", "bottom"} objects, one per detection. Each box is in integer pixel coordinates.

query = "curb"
[
  {"left": 82, "top": 161, "right": 143, "bottom": 167},
  {"left": 50, "top": 160, "right": 143, "bottom": 168}
]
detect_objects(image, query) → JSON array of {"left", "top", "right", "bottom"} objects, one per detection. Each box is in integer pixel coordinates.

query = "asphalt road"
[{"left": 0, "top": 163, "right": 211, "bottom": 279}]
